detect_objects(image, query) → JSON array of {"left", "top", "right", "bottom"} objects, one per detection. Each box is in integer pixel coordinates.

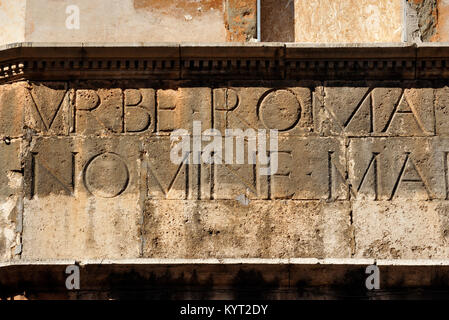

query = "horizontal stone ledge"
[
  {"left": 6, "top": 257, "right": 449, "bottom": 267},
  {"left": 2, "top": 258, "right": 449, "bottom": 299},
  {"left": 2, "top": 42, "right": 449, "bottom": 81},
  {"left": 1, "top": 42, "right": 445, "bottom": 60}
]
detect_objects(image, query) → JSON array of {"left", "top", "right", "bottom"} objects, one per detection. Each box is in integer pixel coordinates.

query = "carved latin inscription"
[
  {"left": 26, "top": 137, "right": 139, "bottom": 199},
  {"left": 318, "top": 86, "right": 435, "bottom": 136},
  {"left": 83, "top": 153, "right": 130, "bottom": 198},
  {"left": 16, "top": 82, "right": 448, "bottom": 200}
]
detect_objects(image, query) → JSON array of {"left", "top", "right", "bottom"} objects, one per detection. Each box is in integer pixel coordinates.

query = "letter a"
[
  {"left": 66, "top": 5, "right": 80, "bottom": 30},
  {"left": 65, "top": 265, "right": 80, "bottom": 290},
  {"left": 365, "top": 265, "right": 380, "bottom": 290}
]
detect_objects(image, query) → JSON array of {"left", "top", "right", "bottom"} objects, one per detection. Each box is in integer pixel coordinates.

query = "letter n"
[{"left": 28, "top": 152, "right": 77, "bottom": 198}]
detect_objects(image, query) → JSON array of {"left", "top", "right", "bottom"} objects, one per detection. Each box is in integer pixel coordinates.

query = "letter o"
[
  {"left": 258, "top": 89, "right": 301, "bottom": 131},
  {"left": 83, "top": 153, "right": 129, "bottom": 198}
]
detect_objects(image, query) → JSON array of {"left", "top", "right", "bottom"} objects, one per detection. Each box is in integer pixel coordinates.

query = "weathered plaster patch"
[
  {"left": 225, "top": 0, "right": 257, "bottom": 41},
  {"left": 407, "top": 0, "right": 437, "bottom": 41},
  {"left": 294, "top": 0, "right": 402, "bottom": 43}
]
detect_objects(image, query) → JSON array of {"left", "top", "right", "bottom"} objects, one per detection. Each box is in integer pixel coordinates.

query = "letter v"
[{"left": 29, "top": 85, "right": 67, "bottom": 131}]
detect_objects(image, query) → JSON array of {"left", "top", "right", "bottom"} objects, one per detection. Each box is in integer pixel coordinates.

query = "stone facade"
[
  {"left": 0, "top": 44, "right": 449, "bottom": 299},
  {"left": 0, "top": 46, "right": 449, "bottom": 261},
  {"left": 2, "top": 79, "right": 448, "bottom": 261},
  {"left": 3, "top": 1, "right": 449, "bottom": 300}
]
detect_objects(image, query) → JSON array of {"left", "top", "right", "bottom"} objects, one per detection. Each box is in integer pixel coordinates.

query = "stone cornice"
[{"left": 1, "top": 42, "right": 449, "bottom": 82}]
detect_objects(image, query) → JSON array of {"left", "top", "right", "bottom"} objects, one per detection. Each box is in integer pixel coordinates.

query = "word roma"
[{"left": 179, "top": 304, "right": 269, "bottom": 317}]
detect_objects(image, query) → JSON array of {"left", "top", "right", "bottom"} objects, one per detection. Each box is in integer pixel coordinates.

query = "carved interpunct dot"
[
  {"left": 84, "top": 153, "right": 129, "bottom": 198},
  {"left": 259, "top": 89, "right": 301, "bottom": 131}
]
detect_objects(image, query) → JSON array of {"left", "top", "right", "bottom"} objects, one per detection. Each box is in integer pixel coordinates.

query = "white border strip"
[{"left": 3, "top": 258, "right": 449, "bottom": 268}]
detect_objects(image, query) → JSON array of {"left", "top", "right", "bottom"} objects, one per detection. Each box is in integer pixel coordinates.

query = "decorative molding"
[{"left": 1, "top": 43, "right": 449, "bottom": 82}]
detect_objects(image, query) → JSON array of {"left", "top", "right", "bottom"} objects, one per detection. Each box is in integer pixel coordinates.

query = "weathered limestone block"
[
  {"left": 25, "top": 82, "right": 71, "bottom": 136},
  {"left": 435, "top": 85, "right": 449, "bottom": 135},
  {"left": 269, "top": 137, "right": 347, "bottom": 200},
  {"left": 316, "top": 83, "right": 435, "bottom": 137},
  {"left": 145, "top": 136, "right": 347, "bottom": 201},
  {"left": 157, "top": 87, "right": 211, "bottom": 133},
  {"left": 0, "top": 82, "right": 27, "bottom": 139},
  {"left": 22, "top": 137, "right": 142, "bottom": 260},
  {"left": 143, "top": 200, "right": 352, "bottom": 259},
  {"left": 2, "top": 79, "right": 449, "bottom": 262},
  {"left": 146, "top": 137, "right": 198, "bottom": 200},
  {"left": 213, "top": 86, "right": 313, "bottom": 135},
  {"left": 0, "top": 140, "right": 22, "bottom": 261},
  {"left": 353, "top": 200, "right": 449, "bottom": 259},
  {"left": 348, "top": 137, "right": 448, "bottom": 201},
  {"left": 74, "top": 85, "right": 211, "bottom": 135},
  {"left": 1, "top": 81, "right": 74, "bottom": 138},
  {"left": 1, "top": 81, "right": 73, "bottom": 138},
  {"left": 75, "top": 84, "right": 157, "bottom": 135},
  {"left": 124, "top": 88, "right": 156, "bottom": 134},
  {"left": 75, "top": 85, "right": 124, "bottom": 135}
]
